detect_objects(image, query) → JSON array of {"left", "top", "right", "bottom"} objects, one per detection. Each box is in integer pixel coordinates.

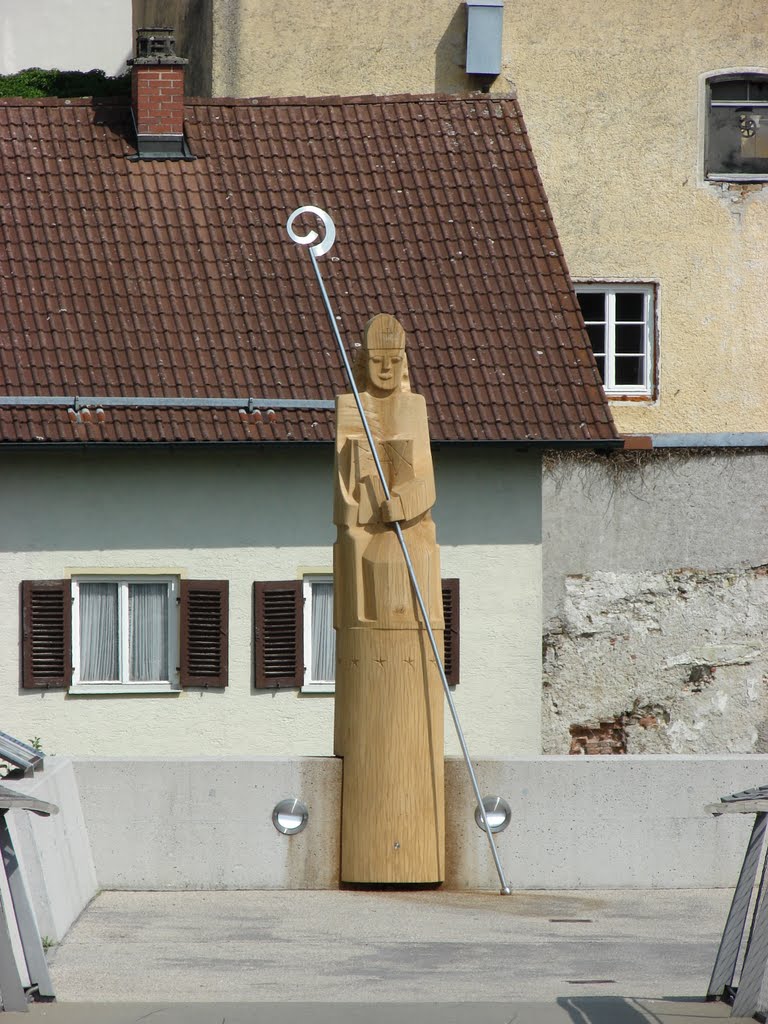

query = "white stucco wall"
[
  {"left": 0, "top": 0, "right": 131, "bottom": 76},
  {"left": 1, "top": 445, "right": 541, "bottom": 758}
]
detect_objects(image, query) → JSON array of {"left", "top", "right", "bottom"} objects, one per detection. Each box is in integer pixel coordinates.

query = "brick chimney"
[{"left": 128, "top": 28, "right": 191, "bottom": 160}]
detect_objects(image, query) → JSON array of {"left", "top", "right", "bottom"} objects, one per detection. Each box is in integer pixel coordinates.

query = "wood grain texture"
[{"left": 333, "top": 314, "right": 445, "bottom": 884}]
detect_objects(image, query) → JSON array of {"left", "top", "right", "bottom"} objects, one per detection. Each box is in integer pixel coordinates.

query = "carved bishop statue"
[{"left": 333, "top": 313, "right": 445, "bottom": 885}]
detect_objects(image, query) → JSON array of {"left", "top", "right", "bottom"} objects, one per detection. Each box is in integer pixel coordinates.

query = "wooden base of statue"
[{"left": 335, "top": 626, "right": 445, "bottom": 884}]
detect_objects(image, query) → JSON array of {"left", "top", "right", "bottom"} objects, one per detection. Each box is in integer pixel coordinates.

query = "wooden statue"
[{"left": 333, "top": 313, "right": 445, "bottom": 884}]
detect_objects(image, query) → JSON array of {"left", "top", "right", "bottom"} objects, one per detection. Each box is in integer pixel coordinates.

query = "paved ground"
[
  {"left": 2, "top": 998, "right": 749, "bottom": 1023},
  {"left": 2, "top": 888, "right": 756, "bottom": 1022}
]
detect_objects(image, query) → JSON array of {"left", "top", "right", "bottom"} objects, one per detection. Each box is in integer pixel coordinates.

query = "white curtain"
[
  {"left": 311, "top": 581, "right": 335, "bottom": 682},
  {"left": 129, "top": 583, "right": 168, "bottom": 681},
  {"left": 80, "top": 582, "right": 119, "bottom": 681}
]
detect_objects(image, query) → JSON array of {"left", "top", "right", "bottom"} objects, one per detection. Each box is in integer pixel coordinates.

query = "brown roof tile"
[{"left": 0, "top": 93, "right": 617, "bottom": 445}]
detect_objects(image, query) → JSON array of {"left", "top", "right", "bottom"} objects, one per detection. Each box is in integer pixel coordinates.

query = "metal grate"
[{"left": 136, "top": 28, "right": 177, "bottom": 59}]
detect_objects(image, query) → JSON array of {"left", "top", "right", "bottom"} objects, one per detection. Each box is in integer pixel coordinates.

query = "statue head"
[{"left": 359, "top": 314, "right": 409, "bottom": 397}]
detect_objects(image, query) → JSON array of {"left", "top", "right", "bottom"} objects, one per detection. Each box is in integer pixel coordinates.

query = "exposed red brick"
[
  {"left": 622, "top": 435, "right": 653, "bottom": 450},
  {"left": 132, "top": 66, "right": 185, "bottom": 135},
  {"left": 569, "top": 720, "right": 627, "bottom": 755}
]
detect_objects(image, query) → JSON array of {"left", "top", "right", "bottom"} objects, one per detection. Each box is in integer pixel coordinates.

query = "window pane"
[
  {"left": 80, "top": 583, "right": 119, "bottom": 681},
  {"left": 586, "top": 323, "right": 606, "bottom": 356},
  {"left": 593, "top": 354, "right": 606, "bottom": 383},
  {"left": 615, "top": 292, "right": 645, "bottom": 321},
  {"left": 129, "top": 583, "right": 168, "bottom": 681},
  {"left": 749, "top": 80, "right": 768, "bottom": 102},
  {"left": 310, "top": 581, "right": 335, "bottom": 682},
  {"left": 711, "top": 80, "right": 749, "bottom": 101},
  {"left": 614, "top": 323, "right": 645, "bottom": 354},
  {"left": 577, "top": 292, "right": 605, "bottom": 321},
  {"left": 708, "top": 106, "right": 768, "bottom": 174},
  {"left": 614, "top": 356, "right": 644, "bottom": 386}
]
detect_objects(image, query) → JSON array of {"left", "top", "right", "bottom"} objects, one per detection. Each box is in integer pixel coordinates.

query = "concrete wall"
[
  {"left": 210, "top": 0, "right": 490, "bottom": 99},
  {"left": 447, "top": 754, "right": 768, "bottom": 890},
  {"left": 73, "top": 756, "right": 341, "bottom": 889},
  {"left": 542, "top": 449, "right": 768, "bottom": 755},
  {"left": 0, "top": 0, "right": 131, "bottom": 76},
  {"left": 6, "top": 758, "right": 98, "bottom": 942},
  {"left": 68, "top": 754, "right": 768, "bottom": 890},
  {"left": 157, "top": 0, "right": 768, "bottom": 436},
  {"left": 2, "top": 445, "right": 542, "bottom": 759}
]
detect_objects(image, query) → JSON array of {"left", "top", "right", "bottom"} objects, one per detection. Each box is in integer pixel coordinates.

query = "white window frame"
[
  {"left": 71, "top": 574, "right": 180, "bottom": 694},
  {"left": 301, "top": 574, "right": 335, "bottom": 694},
  {"left": 702, "top": 69, "right": 768, "bottom": 183},
  {"left": 575, "top": 283, "right": 656, "bottom": 399}
]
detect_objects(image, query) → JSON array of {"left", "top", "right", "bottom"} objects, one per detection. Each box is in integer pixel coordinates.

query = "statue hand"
[{"left": 381, "top": 496, "right": 405, "bottom": 523}]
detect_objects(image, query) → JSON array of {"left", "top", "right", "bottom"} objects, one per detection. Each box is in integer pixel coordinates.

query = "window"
[
  {"left": 253, "top": 577, "right": 460, "bottom": 690},
  {"left": 21, "top": 578, "right": 228, "bottom": 691},
  {"left": 576, "top": 285, "right": 655, "bottom": 398},
  {"left": 72, "top": 576, "right": 177, "bottom": 690},
  {"left": 706, "top": 74, "right": 768, "bottom": 179},
  {"left": 303, "top": 575, "right": 336, "bottom": 692}
]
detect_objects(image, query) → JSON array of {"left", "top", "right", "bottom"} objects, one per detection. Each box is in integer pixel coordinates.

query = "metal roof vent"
[{"left": 465, "top": 0, "right": 504, "bottom": 78}]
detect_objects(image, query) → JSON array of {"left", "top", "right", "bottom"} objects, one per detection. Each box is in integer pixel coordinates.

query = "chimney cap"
[{"left": 128, "top": 27, "right": 188, "bottom": 66}]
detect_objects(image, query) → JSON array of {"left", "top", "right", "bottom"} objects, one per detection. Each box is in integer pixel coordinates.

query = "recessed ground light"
[
  {"left": 474, "top": 796, "right": 511, "bottom": 833},
  {"left": 272, "top": 798, "right": 309, "bottom": 835}
]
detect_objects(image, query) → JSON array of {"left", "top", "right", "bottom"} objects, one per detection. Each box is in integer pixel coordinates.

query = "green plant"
[
  {"left": 41, "top": 936, "right": 55, "bottom": 950},
  {"left": 0, "top": 68, "right": 130, "bottom": 99},
  {"left": 28, "top": 736, "right": 43, "bottom": 752}
]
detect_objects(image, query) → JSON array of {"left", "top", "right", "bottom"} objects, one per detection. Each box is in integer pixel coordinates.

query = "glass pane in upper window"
[
  {"left": 615, "top": 292, "right": 645, "bottom": 321},
  {"left": 310, "top": 581, "right": 335, "bottom": 682},
  {"left": 708, "top": 104, "right": 768, "bottom": 174},
  {"left": 593, "top": 354, "right": 606, "bottom": 383},
  {"left": 711, "top": 80, "right": 750, "bottom": 101},
  {"left": 80, "top": 582, "right": 119, "bottom": 681},
  {"left": 614, "top": 323, "right": 645, "bottom": 354},
  {"left": 586, "top": 323, "right": 606, "bottom": 356},
  {"left": 577, "top": 292, "right": 605, "bottom": 321},
  {"left": 614, "top": 356, "right": 644, "bottom": 386},
  {"left": 129, "top": 583, "right": 168, "bottom": 681}
]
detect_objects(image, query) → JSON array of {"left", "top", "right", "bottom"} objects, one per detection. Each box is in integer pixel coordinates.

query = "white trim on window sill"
[
  {"left": 300, "top": 683, "right": 336, "bottom": 695},
  {"left": 707, "top": 174, "right": 768, "bottom": 183},
  {"left": 68, "top": 683, "right": 180, "bottom": 696}
]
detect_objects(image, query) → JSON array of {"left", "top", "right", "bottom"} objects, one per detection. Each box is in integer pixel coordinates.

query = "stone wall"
[{"left": 543, "top": 449, "right": 768, "bottom": 755}]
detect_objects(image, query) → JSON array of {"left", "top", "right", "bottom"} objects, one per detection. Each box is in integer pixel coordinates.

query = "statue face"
[{"left": 366, "top": 348, "right": 404, "bottom": 395}]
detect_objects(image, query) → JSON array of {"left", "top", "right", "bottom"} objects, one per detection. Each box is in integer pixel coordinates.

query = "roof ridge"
[
  {"left": 0, "top": 91, "right": 518, "bottom": 110},
  {"left": 184, "top": 91, "right": 516, "bottom": 108}
]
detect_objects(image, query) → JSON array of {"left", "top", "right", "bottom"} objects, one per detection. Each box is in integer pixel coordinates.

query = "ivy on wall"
[{"left": 0, "top": 68, "right": 130, "bottom": 98}]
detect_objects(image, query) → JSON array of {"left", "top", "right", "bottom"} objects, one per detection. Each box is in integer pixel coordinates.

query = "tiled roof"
[{"left": 0, "top": 93, "right": 617, "bottom": 445}]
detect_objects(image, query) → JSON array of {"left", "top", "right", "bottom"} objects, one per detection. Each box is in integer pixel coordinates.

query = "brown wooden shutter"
[
  {"left": 180, "top": 580, "right": 228, "bottom": 688},
  {"left": 253, "top": 581, "right": 303, "bottom": 688},
  {"left": 21, "top": 580, "right": 72, "bottom": 689},
  {"left": 442, "top": 578, "right": 460, "bottom": 686}
]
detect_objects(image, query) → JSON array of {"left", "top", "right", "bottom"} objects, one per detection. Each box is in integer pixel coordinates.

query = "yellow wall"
[
  {"left": 156, "top": 0, "right": 768, "bottom": 435},
  {"left": 511, "top": 1, "right": 768, "bottom": 435}
]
